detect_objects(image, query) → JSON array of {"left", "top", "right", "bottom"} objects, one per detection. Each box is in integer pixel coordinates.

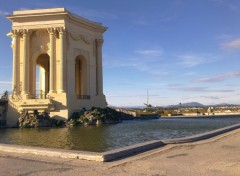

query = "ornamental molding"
[{"left": 69, "top": 31, "right": 90, "bottom": 45}]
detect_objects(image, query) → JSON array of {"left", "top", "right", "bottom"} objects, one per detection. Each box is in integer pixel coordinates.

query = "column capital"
[
  {"left": 47, "top": 28, "right": 57, "bottom": 35},
  {"left": 96, "top": 38, "right": 104, "bottom": 46},
  {"left": 21, "top": 29, "right": 32, "bottom": 37},
  {"left": 57, "top": 27, "right": 66, "bottom": 36},
  {"left": 10, "top": 30, "right": 20, "bottom": 48},
  {"left": 11, "top": 30, "right": 21, "bottom": 37}
]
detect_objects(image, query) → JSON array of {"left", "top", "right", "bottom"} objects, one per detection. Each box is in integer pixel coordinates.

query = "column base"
[
  {"left": 21, "top": 93, "right": 29, "bottom": 100},
  {"left": 58, "top": 90, "right": 66, "bottom": 93},
  {"left": 49, "top": 90, "right": 57, "bottom": 94}
]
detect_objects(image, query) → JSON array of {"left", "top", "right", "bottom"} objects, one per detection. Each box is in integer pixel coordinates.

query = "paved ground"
[{"left": 0, "top": 129, "right": 239, "bottom": 176}]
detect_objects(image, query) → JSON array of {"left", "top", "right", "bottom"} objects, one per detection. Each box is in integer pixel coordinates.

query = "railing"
[
  {"left": 11, "top": 92, "right": 23, "bottom": 102},
  {"left": 77, "top": 95, "right": 90, "bottom": 99},
  {"left": 35, "top": 90, "right": 46, "bottom": 99}
]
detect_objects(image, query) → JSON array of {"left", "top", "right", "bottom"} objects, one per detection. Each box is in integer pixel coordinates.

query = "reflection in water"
[{"left": 0, "top": 117, "right": 239, "bottom": 152}]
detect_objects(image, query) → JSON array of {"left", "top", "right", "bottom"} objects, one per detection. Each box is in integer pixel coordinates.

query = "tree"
[{"left": 144, "top": 103, "right": 153, "bottom": 112}]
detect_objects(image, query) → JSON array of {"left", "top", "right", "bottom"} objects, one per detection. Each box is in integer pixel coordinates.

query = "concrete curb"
[
  {"left": 102, "top": 140, "right": 165, "bottom": 162},
  {"left": 0, "top": 144, "right": 104, "bottom": 161},
  {"left": 0, "top": 123, "right": 239, "bottom": 162},
  {"left": 162, "top": 123, "right": 240, "bottom": 144}
]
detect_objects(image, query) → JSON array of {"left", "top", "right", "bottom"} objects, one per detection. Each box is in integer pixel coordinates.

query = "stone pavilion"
[{"left": 6, "top": 8, "right": 107, "bottom": 126}]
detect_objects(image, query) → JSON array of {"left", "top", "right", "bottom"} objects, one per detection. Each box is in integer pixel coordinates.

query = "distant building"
[{"left": 6, "top": 8, "right": 107, "bottom": 126}]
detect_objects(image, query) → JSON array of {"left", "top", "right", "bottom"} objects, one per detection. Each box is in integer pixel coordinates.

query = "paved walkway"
[{"left": 0, "top": 129, "right": 239, "bottom": 176}]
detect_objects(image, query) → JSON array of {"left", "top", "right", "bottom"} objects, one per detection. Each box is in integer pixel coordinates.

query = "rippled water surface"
[{"left": 0, "top": 116, "right": 240, "bottom": 152}]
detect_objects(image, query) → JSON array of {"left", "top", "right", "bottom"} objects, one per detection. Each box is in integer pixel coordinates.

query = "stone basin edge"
[{"left": 0, "top": 123, "right": 239, "bottom": 162}]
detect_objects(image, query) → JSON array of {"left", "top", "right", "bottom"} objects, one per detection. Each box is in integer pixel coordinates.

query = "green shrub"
[{"left": 56, "top": 120, "right": 63, "bottom": 127}]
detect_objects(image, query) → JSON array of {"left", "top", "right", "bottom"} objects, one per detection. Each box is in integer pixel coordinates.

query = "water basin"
[{"left": 0, "top": 116, "right": 239, "bottom": 152}]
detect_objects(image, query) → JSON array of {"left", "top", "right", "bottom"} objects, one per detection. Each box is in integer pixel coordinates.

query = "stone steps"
[{"left": 9, "top": 97, "right": 55, "bottom": 112}]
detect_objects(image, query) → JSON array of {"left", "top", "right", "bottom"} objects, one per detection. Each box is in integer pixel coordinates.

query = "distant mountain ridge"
[
  {"left": 166, "top": 102, "right": 204, "bottom": 108},
  {"left": 114, "top": 102, "right": 239, "bottom": 109},
  {"left": 181, "top": 102, "right": 204, "bottom": 107}
]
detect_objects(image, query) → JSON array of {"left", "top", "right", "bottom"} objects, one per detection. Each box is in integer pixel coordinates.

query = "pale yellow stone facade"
[{"left": 6, "top": 8, "right": 107, "bottom": 126}]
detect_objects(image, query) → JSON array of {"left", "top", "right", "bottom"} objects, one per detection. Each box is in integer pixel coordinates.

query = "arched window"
[
  {"left": 75, "top": 55, "right": 89, "bottom": 99},
  {"left": 36, "top": 54, "right": 49, "bottom": 98}
]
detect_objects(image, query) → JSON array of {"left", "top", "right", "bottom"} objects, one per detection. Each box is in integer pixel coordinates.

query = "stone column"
[
  {"left": 21, "top": 29, "right": 31, "bottom": 98},
  {"left": 48, "top": 28, "right": 56, "bottom": 93},
  {"left": 58, "top": 27, "right": 66, "bottom": 93},
  {"left": 96, "top": 39, "right": 104, "bottom": 95},
  {"left": 11, "top": 30, "right": 20, "bottom": 94}
]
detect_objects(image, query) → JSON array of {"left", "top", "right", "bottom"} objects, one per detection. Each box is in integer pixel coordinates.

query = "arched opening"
[
  {"left": 36, "top": 54, "right": 50, "bottom": 99},
  {"left": 75, "top": 55, "right": 89, "bottom": 99}
]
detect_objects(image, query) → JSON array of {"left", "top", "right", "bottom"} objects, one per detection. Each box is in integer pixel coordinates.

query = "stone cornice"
[
  {"left": 7, "top": 8, "right": 107, "bottom": 33},
  {"left": 13, "top": 8, "right": 66, "bottom": 15}
]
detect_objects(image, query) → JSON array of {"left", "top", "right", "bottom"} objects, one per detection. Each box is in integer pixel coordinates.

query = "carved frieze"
[{"left": 69, "top": 31, "right": 90, "bottom": 45}]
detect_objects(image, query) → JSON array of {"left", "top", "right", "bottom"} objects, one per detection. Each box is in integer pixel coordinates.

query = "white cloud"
[
  {"left": 0, "top": 81, "right": 11, "bottom": 84},
  {"left": 136, "top": 49, "right": 163, "bottom": 57},
  {"left": 104, "top": 56, "right": 139, "bottom": 68},
  {"left": 171, "top": 86, "right": 208, "bottom": 92},
  {"left": 131, "top": 19, "right": 149, "bottom": 26},
  {"left": 200, "top": 96, "right": 220, "bottom": 100},
  {"left": 104, "top": 47, "right": 164, "bottom": 70},
  {"left": 177, "top": 54, "right": 212, "bottom": 67},
  {"left": 168, "top": 83, "right": 185, "bottom": 87},
  {"left": 104, "top": 49, "right": 169, "bottom": 80},
  {"left": 212, "top": 0, "right": 240, "bottom": 13},
  {"left": 67, "top": 6, "right": 118, "bottom": 21},
  {"left": 169, "top": 85, "right": 235, "bottom": 93},
  {"left": 0, "top": 10, "right": 10, "bottom": 16},
  {"left": 222, "top": 38, "right": 240, "bottom": 50},
  {"left": 194, "top": 71, "right": 240, "bottom": 83},
  {"left": 149, "top": 70, "right": 169, "bottom": 78}
]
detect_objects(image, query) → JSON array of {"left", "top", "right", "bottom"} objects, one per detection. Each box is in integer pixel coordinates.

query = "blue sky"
[{"left": 0, "top": 0, "right": 240, "bottom": 106}]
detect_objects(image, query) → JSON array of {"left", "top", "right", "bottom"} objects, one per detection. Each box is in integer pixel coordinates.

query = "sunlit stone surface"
[{"left": 6, "top": 8, "right": 107, "bottom": 126}]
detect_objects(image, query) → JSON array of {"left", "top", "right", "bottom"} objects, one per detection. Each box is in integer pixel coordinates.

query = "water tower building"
[{"left": 6, "top": 8, "right": 107, "bottom": 126}]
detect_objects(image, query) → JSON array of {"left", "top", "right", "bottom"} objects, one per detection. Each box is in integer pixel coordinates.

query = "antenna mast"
[{"left": 147, "top": 89, "right": 149, "bottom": 105}]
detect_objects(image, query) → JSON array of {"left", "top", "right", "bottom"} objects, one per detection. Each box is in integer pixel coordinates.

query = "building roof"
[{"left": 7, "top": 8, "right": 107, "bottom": 32}]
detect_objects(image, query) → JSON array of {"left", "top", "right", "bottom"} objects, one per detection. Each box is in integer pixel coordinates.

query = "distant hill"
[
  {"left": 113, "top": 102, "right": 240, "bottom": 109},
  {"left": 181, "top": 102, "right": 205, "bottom": 107},
  {"left": 166, "top": 102, "right": 205, "bottom": 108},
  {"left": 211, "top": 103, "right": 238, "bottom": 107}
]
